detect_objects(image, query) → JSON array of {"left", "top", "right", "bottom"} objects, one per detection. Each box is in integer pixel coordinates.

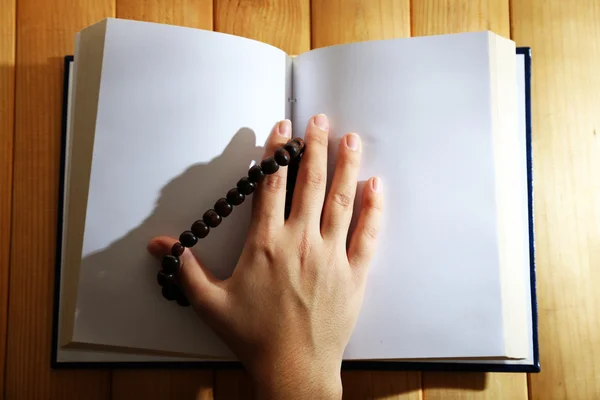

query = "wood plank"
[
  {"left": 117, "top": 0, "right": 212, "bottom": 29},
  {"left": 211, "top": 1, "right": 310, "bottom": 396},
  {"left": 410, "top": 1, "right": 528, "bottom": 398},
  {"left": 410, "top": 0, "right": 509, "bottom": 37},
  {"left": 214, "top": 0, "right": 310, "bottom": 55},
  {"left": 110, "top": 1, "right": 214, "bottom": 399},
  {"left": 0, "top": 0, "right": 15, "bottom": 394},
  {"left": 511, "top": 1, "right": 600, "bottom": 399},
  {"left": 112, "top": 370, "right": 214, "bottom": 400},
  {"left": 422, "top": 373, "right": 527, "bottom": 400},
  {"left": 5, "top": 0, "right": 113, "bottom": 398},
  {"left": 311, "top": 0, "right": 410, "bottom": 48},
  {"left": 311, "top": 0, "right": 417, "bottom": 398},
  {"left": 213, "top": 370, "right": 253, "bottom": 399},
  {"left": 341, "top": 371, "right": 421, "bottom": 400}
]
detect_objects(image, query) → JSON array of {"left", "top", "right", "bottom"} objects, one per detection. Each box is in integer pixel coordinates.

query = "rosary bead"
[
  {"left": 274, "top": 147, "right": 290, "bottom": 166},
  {"left": 237, "top": 177, "right": 256, "bottom": 195},
  {"left": 293, "top": 137, "right": 305, "bottom": 148},
  {"left": 171, "top": 242, "right": 185, "bottom": 257},
  {"left": 157, "top": 270, "right": 175, "bottom": 286},
  {"left": 261, "top": 156, "right": 279, "bottom": 174},
  {"left": 191, "top": 220, "right": 210, "bottom": 238},
  {"left": 203, "top": 209, "right": 222, "bottom": 227},
  {"left": 161, "top": 255, "right": 180, "bottom": 274},
  {"left": 227, "top": 188, "right": 245, "bottom": 205},
  {"left": 284, "top": 141, "right": 301, "bottom": 159},
  {"left": 293, "top": 138, "right": 305, "bottom": 154},
  {"left": 179, "top": 231, "right": 198, "bottom": 247},
  {"left": 248, "top": 165, "right": 265, "bottom": 183},
  {"left": 214, "top": 198, "right": 233, "bottom": 217},
  {"left": 162, "top": 284, "right": 179, "bottom": 301},
  {"left": 176, "top": 294, "right": 191, "bottom": 307}
]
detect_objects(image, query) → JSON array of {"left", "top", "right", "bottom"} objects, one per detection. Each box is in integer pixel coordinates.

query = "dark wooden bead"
[
  {"left": 176, "top": 294, "right": 191, "bottom": 307},
  {"left": 157, "top": 270, "right": 175, "bottom": 286},
  {"left": 293, "top": 138, "right": 306, "bottom": 154},
  {"left": 274, "top": 147, "right": 290, "bottom": 166},
  {"left": 179, "top": 231, "right": 197, "bottom": 247},
  {"left": 162, "top": 284, "right": 179, "bottom": 301},
  {"left": 203, "top": 209, "right": 222, "bottom": 227},
  {"left": 227, "top": 188, "right": 245, "bottom": 205},
  {"left": 214, "top": 198, "right": 233, "bottom": 217},
  {"left": 171, "top": 242, "right": 185, "bottom": 257},
  {"left": 191, "top": 220, "right": 210, "bottom": 238},
  {"left": 237, "top": 177, "right": 256, "bottom": 195},
  {"left": 284, "top": 141, "right": 301, "bottom": 159},
  {"left": 248, "top": 165, "right": 265, "bottom": 183},
  {"left": 161, "top": 255, "right": 180, "bottom": 274},
  {"left": 261, "top": 156, "right": 279, "bottom": 174}
]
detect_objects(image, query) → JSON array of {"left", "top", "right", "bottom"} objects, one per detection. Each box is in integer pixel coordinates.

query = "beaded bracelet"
[{"left": 157, "top": 137, "right": 305, "bottom": 307}]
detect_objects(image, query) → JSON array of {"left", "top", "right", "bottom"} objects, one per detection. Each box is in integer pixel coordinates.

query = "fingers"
[
  {"left": 321, "top": 133, "right": 361, "bottom": 240},
  {"left": 147, "top": 236, "right": 225, "bottom": 310},
  {"left": 289, "top": 114, "right": 329, "bottom": 227},
  {"left": 347, "top": 177, "right": 383, "bottom": 272},
  {"left": 252, "top": 119, "right": 292, "bottom": 230}
]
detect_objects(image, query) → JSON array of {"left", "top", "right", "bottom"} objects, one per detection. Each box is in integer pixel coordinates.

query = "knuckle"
[
  {"left": 301, "top": 170, "right": 326, "bottom": 190},
  {"left": 330, "top": 191, "right": 354, "bottom": 209},
  {"left": 340, "top": 151, "right": 361, "bottom": 169},
  {"left": 308, "top": 131, "right": 328, "bottom": 147},
  {"left": 364, "top": 194, "right": 383, "bottom": 212},
  {"left": 263, "top": 174, "right": 286, "bottom": 191},
  {"left": 250, "top": 231, "right": 277, "bottom": 258},
  {"left": 363, "top": 224, "right": 379, "bottom": 241}
]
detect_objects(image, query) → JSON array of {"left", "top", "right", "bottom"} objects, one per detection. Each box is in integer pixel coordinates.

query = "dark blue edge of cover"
[{"left": 52, "top": 50, "right": 540, "bottom": 373}]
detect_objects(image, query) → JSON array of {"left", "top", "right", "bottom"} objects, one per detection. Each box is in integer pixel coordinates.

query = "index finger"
[{"left": 251, "top": 119, "right": 292, "bottom": 230}]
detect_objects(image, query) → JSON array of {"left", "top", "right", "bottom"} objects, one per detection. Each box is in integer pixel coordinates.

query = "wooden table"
[{"left": 1, "top": 0, "right": 598, "bottom": 398}]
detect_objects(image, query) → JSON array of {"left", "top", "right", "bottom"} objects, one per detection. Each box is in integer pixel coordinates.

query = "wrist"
[{"left": 249, "top": 352, "right": 342, "bottom": 400}]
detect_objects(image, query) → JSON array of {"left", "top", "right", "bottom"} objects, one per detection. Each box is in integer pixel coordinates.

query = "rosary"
[{"left": 156, "top": 137, "right": 305, "bottom": 307}]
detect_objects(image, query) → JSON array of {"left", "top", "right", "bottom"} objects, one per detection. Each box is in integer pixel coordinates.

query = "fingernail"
[
  {"left": 371, "top": 177, "right": 382, "bottom": 193},
  {"left": 314, "top": 113, "right": 328, "bottom": 131},
  {"left": 278, "top": 119, "right": 291, "bottom": 137},
  {"left": 345, "top": 133, "right": 360, "bottom": 151}
]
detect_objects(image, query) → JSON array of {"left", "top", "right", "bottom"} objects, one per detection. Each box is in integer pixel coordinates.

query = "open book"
[{"left": 53, "top": 18, "right": 538, "bottom": 372}]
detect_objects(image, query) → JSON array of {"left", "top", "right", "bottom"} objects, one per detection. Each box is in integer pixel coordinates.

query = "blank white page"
[
  {"left": 71, "top": 18, "right": 289, "bottom": 356},
  {"left": 293, "top": 32, "right": 509, "bottom": 359}
]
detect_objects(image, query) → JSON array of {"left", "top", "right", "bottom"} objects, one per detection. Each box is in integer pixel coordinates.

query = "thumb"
[{"left": 147, "top": 236, "right": 226, "bottom": 313}]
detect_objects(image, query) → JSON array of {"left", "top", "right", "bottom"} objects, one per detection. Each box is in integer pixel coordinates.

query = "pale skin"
[{"left": 147, "top": 114, "right": 383, "bottom": 399}]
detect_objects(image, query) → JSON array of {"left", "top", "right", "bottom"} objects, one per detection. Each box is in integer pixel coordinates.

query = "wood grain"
[
  {"left": 411, "top": 0, "right": 509, "bottom": 37},
  {"left": 422, "top": 372, "right": 527, "bottom": 400},
  {"left": 311, "top": 0, "right": 410, "bottom": 48},
  {"left": 117, "top": 0, "right": 213, "bottom": 30},
  {"left": 213, "top": 370, "right": 254, "bottom": 399},
  {"left": 511, "top": 0, "right": 600, "bottom": 399},
  {"left": 0, "top": 0, "right": 15, "bottom": 394},
  {"left": 411, "top": 1, "right": 528, "bottom": 398},
  {"left": 214, "top": 0, "right": 310, "bottom": 55},
  {"left": 112, "top": 370, "right": 214, "bottom": 400},
  {"left": 3, "top": 0, "right": 600, "bottom": 398},
  {"left": 311, "top": 1, "right": 416, "bottom": 397},
  {"left": 5, "top": 0, "right": 113, "bottom": 398},
  {"left": 341, "top": 371, "right": 421, "bottom": 400},
  {"left": 110, "top": 0, "right": 214, "bottom": 398}
]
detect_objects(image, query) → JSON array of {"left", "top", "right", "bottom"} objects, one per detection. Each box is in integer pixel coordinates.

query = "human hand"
[{"left": 148, "top": 114, "right": 383, "bottom": 399}]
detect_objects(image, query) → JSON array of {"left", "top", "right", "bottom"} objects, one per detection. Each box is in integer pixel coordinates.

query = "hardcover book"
[{"left": 53, "top": 18, "right": 538, "bottom": 372}]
